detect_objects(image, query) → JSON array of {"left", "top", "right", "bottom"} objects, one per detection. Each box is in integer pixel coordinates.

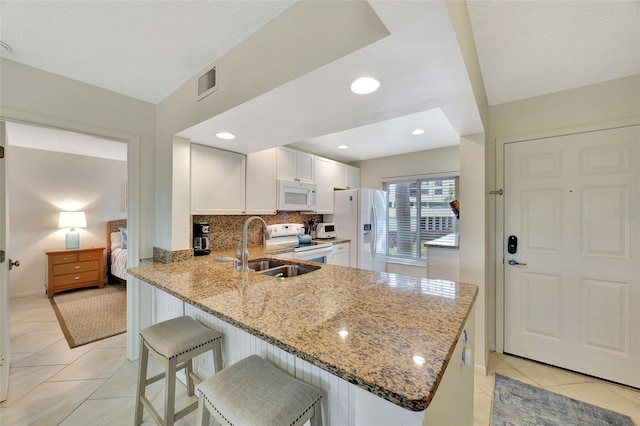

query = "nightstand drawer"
[
  {"left": 53, "top": 260, "right": 99, "bottom": 276},
  {"left": 52, "top": 253, "right": 78, "bottom": 264},
  {"left": 79, "top": 251, "right": 101, "bottom": 261},
  {"left": 53, "top": 270, "right": 100, "bottom": 287}
]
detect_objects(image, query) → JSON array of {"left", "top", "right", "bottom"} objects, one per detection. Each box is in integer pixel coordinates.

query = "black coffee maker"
[{"left": 193, "top": 223, "right": 211, "bottom": 256}]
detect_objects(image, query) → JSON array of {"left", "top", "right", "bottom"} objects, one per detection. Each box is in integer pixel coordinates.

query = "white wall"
[
  {"left": 7, "top": 146, "right": 126, "bottom": 296},
  {"left": 154, "top": 1, "right": 389, "bottom": 251},
  {"left": 0, "top": 58, "right": 156, "bottom": 259},
  {"left": 487, "top": 74, "right": 640, "bottom": 352}
]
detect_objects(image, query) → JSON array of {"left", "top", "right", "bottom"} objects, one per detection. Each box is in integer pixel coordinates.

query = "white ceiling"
[
  {"left": 0, "top": 0, "right": 295, "bottom": 103},
  {"left": 1, "top": 1, "right": 638, "bottom": 163},
  {"left": 467, "top": 0, "right": 640, "bottom": 106}
]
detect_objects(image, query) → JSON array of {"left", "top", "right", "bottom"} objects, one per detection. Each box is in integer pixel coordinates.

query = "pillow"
[
  {"left": 120, "top": 228, "right": 128, "bottom": 249},
  {"left": 110, "top": 231, "right": 122, "bottom": 249}
]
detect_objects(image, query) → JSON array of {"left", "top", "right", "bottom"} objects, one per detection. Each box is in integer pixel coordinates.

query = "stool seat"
[
  {"left": 141, "top": 315, "right": 221, "bottom": 360},
  {"left": 197, "top": 354, "right": 323, "bottom": 426},
  {"left": 135, "top": 316, "right": 223, "bottom": 426}
]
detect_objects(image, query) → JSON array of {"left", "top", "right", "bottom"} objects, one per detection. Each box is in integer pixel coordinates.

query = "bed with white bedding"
[{"left": 107, "top": 219, "right": 127, "bottom": 283}]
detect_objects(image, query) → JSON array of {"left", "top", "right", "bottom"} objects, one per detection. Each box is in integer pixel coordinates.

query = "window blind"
[{"left": 385, "top": 177, "right": 459, "bottom": 260}]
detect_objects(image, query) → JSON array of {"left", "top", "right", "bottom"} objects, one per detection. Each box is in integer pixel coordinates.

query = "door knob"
[
  {"left": 508, "top": 259, "right": 527, "bottom": 266},
  {"left": 9, "top": 259, "right": 20, "bottom": 270}
]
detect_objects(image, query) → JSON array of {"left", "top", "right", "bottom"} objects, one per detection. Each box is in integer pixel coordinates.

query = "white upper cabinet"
[
  {"left": 191, "top": 144, "right": 246, "bottom": 215},
  {"left": 332, "top": 163, "right": 360, "bottom": 190},
  {"left": 334, "top": 163, "right": 348, "bottom": 190},
  {"left": 313, "top": 156, "right": 360, "bottom": 214},
  {"left": 246, "top": 148, "right": 277, "bottom": 215},
  {"left": 277, "top": 146, "right": 314, "bottom": 183},
  {"left": 314, "top": 156, "right": 338, "bottom": 214},
  {"left": 346, "top": 164, "right": 360, "bottom": 189}
]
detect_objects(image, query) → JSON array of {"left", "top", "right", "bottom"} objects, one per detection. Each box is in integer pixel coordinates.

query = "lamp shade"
[{"left": 58, "top": 211, "right": 87, "bottom": 229}]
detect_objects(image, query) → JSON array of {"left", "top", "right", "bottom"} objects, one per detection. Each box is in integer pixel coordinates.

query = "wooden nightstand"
[{"left": 44, "top": 246, "right": 105, "bottom": 298}]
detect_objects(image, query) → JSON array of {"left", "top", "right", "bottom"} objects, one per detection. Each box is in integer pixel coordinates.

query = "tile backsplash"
[{"left": 193, "top": 212, "right": 323, "bottom": 250}]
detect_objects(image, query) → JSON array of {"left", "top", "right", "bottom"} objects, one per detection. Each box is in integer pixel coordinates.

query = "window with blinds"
[{"left": 384, "top": 177, "right": 459, "bottom": 260}]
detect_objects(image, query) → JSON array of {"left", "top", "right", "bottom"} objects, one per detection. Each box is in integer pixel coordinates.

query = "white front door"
[
  {"left": 504, "top": 125, "right": 640, "bottom": 388},
  {"left": 1, "top": 121, "right": 10, "bottom": 401}
]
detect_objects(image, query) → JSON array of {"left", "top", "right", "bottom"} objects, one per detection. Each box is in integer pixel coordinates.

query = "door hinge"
[
  {"left": 0, "top": 250, "right": 5, "bottom": 263},
  {"left": 0, "top": 146, "right": 4, "bottom": 159}
]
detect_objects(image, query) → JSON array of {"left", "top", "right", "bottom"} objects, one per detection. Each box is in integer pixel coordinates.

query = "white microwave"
[{"left": 278, "top": 179, "right": 317, "bottom": 211}]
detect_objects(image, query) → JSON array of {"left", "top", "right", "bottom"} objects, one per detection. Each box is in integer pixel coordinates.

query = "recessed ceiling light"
[
  {"left": 411, "top": 128, "right": 425, "bottom": 135},
  {"left": 338, "top": 145, "right": 349, "bottom": 150},
  {"left": 216, "top": 132, "right": 235, "bottom": 140},
  {"left": 350, "top": 77, "right": 380, "bottom": 95}
]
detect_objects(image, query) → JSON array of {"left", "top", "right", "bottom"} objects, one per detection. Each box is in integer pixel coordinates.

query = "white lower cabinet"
[{"left": 328, "top": 242, "right": 350, "bottom": 266}]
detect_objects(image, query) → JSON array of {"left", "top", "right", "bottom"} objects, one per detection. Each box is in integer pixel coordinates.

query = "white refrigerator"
[{"left": 331, "top": 188, "right": 387, "bottom": 272}]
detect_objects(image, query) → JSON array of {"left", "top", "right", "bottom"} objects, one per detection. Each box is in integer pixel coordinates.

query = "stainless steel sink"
[
  {"left": 247, "top": 259, "right": 287, "bottom": 272},
  {"left": 248, "top": 258, "right": 320, "bottom": 278}
]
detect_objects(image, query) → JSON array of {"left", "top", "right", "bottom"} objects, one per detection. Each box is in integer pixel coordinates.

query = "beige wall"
[
  {"left": 459, "top": 133, "right": 486, "bottom": 372},
  {"left": 487, "top": 74, "right": 640, "bottom": 350},
  {"left": 7, "top": 146, "right": 127, "bottom": 296},
  {"left": 353, "top": 145, "right": 460, "bottom": 190}
]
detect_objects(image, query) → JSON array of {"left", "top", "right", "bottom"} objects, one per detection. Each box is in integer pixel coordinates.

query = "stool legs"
[
  {"left": 196, "top": 393, "right": 210, "bottom": 425},
  {"left": 186, "top": 359, "right": 195, "bottom": 396},
  {"left": 134, "top": 342, "right": 149, "bottom": 425},
  {"left": 311, "top": 401, "right": 323, "bottom": 426},
  {"left": 164, "top": 359, "right": 177, "bottom": 426}
]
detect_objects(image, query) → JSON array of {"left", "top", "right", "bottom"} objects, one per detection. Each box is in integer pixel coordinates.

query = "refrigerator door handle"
[{"left": 371, "top": 204, "right": 377, "bottom": 258}]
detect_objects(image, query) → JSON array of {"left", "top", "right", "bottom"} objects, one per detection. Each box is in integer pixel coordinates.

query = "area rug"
[
  {"left": 50, "top": 283, "right": 127, "bottom": 348},
  {"left": 491, "top": 374, "right": 635, "bottom": 426}
]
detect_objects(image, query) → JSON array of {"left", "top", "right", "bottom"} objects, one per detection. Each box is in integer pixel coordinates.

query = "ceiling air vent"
[{"left": 197, "top": 64, "right": 218, "bottom": 101}]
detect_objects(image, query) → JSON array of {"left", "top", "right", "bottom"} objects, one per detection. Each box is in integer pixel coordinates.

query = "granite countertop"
[
  {"left": 128, "top": 246, "right": 477, "bottom": 412},
  {"left": 311, "top": 237, "right": 351, "bottom": 244}
]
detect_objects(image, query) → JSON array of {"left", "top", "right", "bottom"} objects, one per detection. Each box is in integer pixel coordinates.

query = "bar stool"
[
  {"left": 196, "top": 354, "right": 323, "bottom": 426},
  {"left": 135, "top": 315, "right": 223, "bottom": 426}
]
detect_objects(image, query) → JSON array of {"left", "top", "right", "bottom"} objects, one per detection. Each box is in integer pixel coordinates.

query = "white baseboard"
[{"left": 474, "top": 363, "right": 488, "bottom": 376}]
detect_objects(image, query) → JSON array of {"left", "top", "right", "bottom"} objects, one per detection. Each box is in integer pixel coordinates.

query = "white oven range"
[{"left": 265, "top": 223, "right": 333, "bottom": 263}]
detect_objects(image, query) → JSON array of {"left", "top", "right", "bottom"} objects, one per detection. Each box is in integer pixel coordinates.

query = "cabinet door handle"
[
  {"left": 74, "top": 266, "right": 81, "bottom": 269},
  {"left": 74, "top": 276, "right": 81, "bottom": 280},
  {"left": 63, "top": 257, "right": 68, "bottom": 261}
]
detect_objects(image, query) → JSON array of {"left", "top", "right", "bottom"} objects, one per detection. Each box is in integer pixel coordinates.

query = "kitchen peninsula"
[{"left": 128, "top": 246, "right": 478, "bottom": 426}]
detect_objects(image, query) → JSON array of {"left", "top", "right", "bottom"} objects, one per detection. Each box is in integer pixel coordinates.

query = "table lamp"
[{"left": 58, "top": 211, "right": 87, "bottom": 249}]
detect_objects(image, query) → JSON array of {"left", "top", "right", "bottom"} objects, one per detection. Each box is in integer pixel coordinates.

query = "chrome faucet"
[{"left": 236, "top": 216, "right": 270, "bottom": 271}]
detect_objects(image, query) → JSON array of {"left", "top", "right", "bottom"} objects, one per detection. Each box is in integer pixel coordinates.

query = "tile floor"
[{"left": 2, "top": 293, "right": 639, "bottom": 425}]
